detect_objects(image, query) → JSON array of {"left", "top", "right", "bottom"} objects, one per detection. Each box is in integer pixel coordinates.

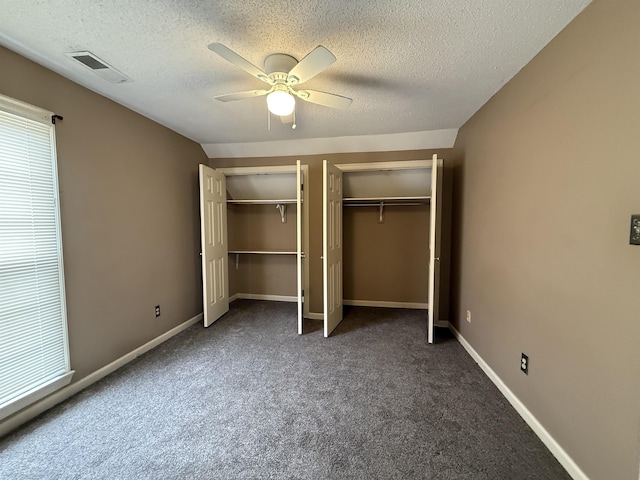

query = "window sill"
[{"left": 0, "top": 371, "right": 74, "bottom": 421}]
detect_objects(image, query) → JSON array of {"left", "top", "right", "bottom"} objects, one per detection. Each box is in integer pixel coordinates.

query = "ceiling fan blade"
[
  {"left": 208, "top": 43, "right": 272, "bottom": 84},
  {"left": 295, "top": 89, "right": 352, "bottom": 110},
  {"left": 287, "top": 46, "right": 336, "bottom": 85},
  {"left": 214, "top": 89, "right": 270, "bottom": 102}
]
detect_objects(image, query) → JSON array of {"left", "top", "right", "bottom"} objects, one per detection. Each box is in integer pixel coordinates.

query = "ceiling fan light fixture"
[{"left": 267, "top": 90, "right": 295, "bottom": 116}]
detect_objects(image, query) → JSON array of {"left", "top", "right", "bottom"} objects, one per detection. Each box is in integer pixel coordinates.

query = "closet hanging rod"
[{"left": 343, "top": 202, "right": 425, "bottom": 207}]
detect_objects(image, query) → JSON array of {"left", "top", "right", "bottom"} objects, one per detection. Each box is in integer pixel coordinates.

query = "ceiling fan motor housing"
[{"left": 264, "top": 53, "right": 298, "bottom": 83}]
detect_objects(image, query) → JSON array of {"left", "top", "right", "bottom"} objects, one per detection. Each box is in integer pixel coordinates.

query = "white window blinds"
[{"left": 0, "top": 95, "right": 73, "bottom": 421}]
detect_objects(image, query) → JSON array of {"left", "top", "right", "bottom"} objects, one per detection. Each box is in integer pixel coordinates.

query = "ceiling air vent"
[{"left": 65, "top": 51, "right": 132, "bottom": 84}]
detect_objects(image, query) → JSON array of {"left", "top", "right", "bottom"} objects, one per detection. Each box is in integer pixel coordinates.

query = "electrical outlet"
[
  {"left": 466, "top": 310, "right": 471, "bottom": 323},
  {"left": 154, "top": 305, "right": 161, "bottom": 317},
  {"left": 630, "top": 214, "right": 640, "bottom": 245},
  {"left": 521, "top": 353, "right": 529, "bottom": 375}
]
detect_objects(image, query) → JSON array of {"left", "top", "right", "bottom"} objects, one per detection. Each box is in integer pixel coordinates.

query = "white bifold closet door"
[
  {"left": 323, "top": 160, "right": 344, "bottom": 337},
  {"left": 199, "top": 164, "right": 229, "bottom": 327},
  {"left": 427, "top": 157, "right": 443, "bottom": 343},
  {"left": 296, "top": 160, "right": 304, "bottom": 334},
  {"left": 199, "top": 162, "right": 304, "bottom": 331}
]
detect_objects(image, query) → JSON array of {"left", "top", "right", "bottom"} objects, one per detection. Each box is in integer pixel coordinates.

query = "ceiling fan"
[{"left": 208, "top": 43, "right": 352, "bottom": 121}]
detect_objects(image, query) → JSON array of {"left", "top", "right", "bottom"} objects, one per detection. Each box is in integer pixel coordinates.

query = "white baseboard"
[
  {"left": 0, "top": 312, "right": 203, "bottom": 439},
  {"left": 449, "top": 325, "right": 588, "bottom": 480},
  {"left": 231, "top": 293, "right": 298, "bottom": 303},
  {"left": 305, "top": 310, "right": 439, "bottom": 323},
  {"left": 343, "top": 299, "right": 429, "bottom": 309},
  {"left": 229, "top": 298, "right": 430, "bottom": 317},
  {"left": 230, "top": 294, "right": 318, "bottom": 321}
]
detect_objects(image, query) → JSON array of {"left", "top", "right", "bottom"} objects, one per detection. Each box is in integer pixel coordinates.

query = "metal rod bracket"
[
  {"left": 276, "top": 204, "right": 287, "bottom": 223},
  {"left": 378, "top": 201, "right": 385, "bottom": 224}
]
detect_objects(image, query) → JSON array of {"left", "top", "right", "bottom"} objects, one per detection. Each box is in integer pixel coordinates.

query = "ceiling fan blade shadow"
[
  {"left": 208, "top": 43, "right": 272, "bottom": 84},
  {"left": 329, "top": 72, "right": 430, "bottom": 99},
  {"left": 287, "top": 46, "right": 336, "bottom": 85},
  {"left": 214, "top": 89, "right": 270, "bottom": 102},
  {"left": 296, "top": 90, "right": 352, "bottom": 110},
  {"left": 328, "top": 72, "right": 401, "bottom": 90}
]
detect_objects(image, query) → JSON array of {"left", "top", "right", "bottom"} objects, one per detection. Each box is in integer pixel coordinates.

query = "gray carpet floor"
[{"left": 0, "top": 300, "right": 570, "bottom": 479}]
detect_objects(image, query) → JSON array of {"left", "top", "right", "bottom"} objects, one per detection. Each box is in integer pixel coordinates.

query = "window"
[{"left": 0, "top": 94, "right": 73, "bottom": 421}]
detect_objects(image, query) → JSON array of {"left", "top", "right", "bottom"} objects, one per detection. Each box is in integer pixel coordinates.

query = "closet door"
[
  {"left": 199, "top": 165, "right": 229, "bottom": 327},
  {"left": 296, "top": 160, "right": 303, "bottom": 334},
  {"left": 427, "top": 157, "right": 443, "bottom": 343},
  {"left": 323, "top": 161, "right": 343, "bottom": 337}
]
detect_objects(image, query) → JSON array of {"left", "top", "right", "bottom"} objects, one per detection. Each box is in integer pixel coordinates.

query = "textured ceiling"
[{"left": 0, "top": 0, "right": 591, "bottom": 152}]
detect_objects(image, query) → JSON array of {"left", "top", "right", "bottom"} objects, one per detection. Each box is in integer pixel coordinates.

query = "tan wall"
[
  {"left": 211, "top": 150, "right": 453, "bottom": 316},
  {"left": 0, "top": 46, "right": 208, "bottom": 413},
  {"left": 450, "top": 1, "right": 640, "bottom": 478}
]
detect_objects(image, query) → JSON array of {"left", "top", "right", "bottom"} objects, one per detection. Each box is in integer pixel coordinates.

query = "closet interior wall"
[
  {"left": 227, "top": 203, "right": 298, "bottom": 298},
  {"left": 343, "top": 204, "right": 430, "bottom": 305},
  {"left": 218, "top": 165, "right": 309, "bottom": 321},
  {"left": 340, "top": 164, "right": 433, "bottom": 307}
]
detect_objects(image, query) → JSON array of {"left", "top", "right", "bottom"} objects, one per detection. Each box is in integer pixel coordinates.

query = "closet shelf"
[
  {"left": 343, "top": 196, "right": 430, "bottom": 205},
  {"left": 227, "top": 198, "right": 299, "bottom": 204},
  {"left": 229, "top": 249, "right": 302, "bottom": 269},
  {"left": 228, "top": 250, "right": 298, "bottom": 255}
]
